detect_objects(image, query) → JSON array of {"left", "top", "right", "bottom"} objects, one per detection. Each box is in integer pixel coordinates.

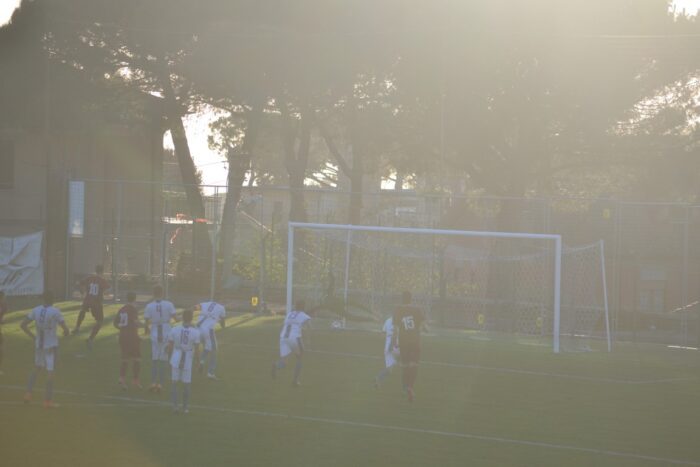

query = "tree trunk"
[
  {"left": 220, "top": 106, "right": 261, "bottom": 287},
  {"left": 281, "top": 101, "right": 310, "bottom": 223},
  {"left": 158, "top": 60, "right": 211, "bottom": 289}
]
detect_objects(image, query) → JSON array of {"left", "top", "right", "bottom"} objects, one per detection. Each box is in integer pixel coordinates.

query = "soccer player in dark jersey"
[
  {"left": 392, "top": 291, "right": 426, "bottom": 403},
  {"left": 73, "top": 265, "right": 110, "bottom": 349},
  {"left": 113, "top": 292, "right": 142, "bottom": 390},
  {"left": 0, "top": 291, "right": 7, "bottom": 375}
]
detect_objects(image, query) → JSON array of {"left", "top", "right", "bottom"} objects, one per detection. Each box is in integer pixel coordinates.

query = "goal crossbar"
[{"left": 287, "top": 222, "right": 564, "bottom": 353}]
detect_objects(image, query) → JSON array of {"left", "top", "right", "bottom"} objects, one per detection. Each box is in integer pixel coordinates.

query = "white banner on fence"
[
  {"left": 68, "top": 180, "right": 85, "bottom": 238},
  {"left": 0, "top": 231, "right": 44, "bottom": 296}
]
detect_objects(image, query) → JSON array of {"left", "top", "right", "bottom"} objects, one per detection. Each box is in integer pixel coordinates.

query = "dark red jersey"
[
  {"left": 81, "top": 275, "right": 110, "bottom": 305},
  {"left": 393, "top": 305, "right": 424, "bottom": 347},
  {"left": 114, "top": 304, "right": 139, "bottom": 338}
]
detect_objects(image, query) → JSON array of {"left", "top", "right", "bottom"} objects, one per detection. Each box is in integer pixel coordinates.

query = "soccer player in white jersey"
[
  {"left": 20, "top": 291, "right": 70, "bottom": 408},
  {"left": 167, "top": 308, "right": 200, "bottom": 413},
  {"left": 196, "top": 299, "right": 226, "bottom": 379},
  {"left": 374, "top": 316, "right": 400, "bottom": 389},
  {"left": 143, "top": 285, "right": 177, "bottom": 393},
  {"left": 272, "top": 299, "right": 311, "bottom": 386}
]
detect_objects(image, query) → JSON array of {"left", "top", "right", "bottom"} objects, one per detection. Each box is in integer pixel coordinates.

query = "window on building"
[{"left": 0, "top": 140, "right": 14, "bottom": 189}]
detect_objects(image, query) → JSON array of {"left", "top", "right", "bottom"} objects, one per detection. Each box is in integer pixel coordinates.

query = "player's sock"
[
  {"left": 158, "top": 361, "right": 166, "bottom": 386},
  {"left": 200, "top": 349, "right": 209, "bottom": 368},
  {"left": 88, "top": 321, "right": 102, "bottom": 341},
  {"left": 74, "top": 310, "right": 86, "bottom": 333},
  {"left": 292, "top": 359, "right": 302, "bottom": 384},
  {"left": 45, "top": 379, "right": 53, "bottom": 402},
  {"left": 27, "top": 370, "right": 37, "bottom": 393},
  {"left": 408, "top": 366, "right": 418, "bottom": 388},
  {"left": 208, "top": 351, "right": 217, "bottom": 374},
  {"left": 133, "top": 361, "right": 141, "bottom": 380},
  {"left": 171, "top": 383, "right": 178, "bottom": 408},
  {"left": 182, "top": 384, "right": 190, "bottom": 410}
]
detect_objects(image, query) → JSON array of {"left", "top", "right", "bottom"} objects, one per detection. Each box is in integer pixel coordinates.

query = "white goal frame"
[{"left": 287, "top": 222, "right": 570, "bottom": 353}]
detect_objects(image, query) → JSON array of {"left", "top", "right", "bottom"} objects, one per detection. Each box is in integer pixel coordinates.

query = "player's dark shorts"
[
  {"left": 81, "top": 301, "right": 104, "bottom": 321},
  {"left": 399, "top": 343, "right": 420, "bottom": 366},
  {"left": 119, "top": 334, "right": 141, "bottom": 359}
]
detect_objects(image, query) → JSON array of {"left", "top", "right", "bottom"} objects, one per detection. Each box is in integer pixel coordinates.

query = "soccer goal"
[{"left": 286, "top": 222, "right": 610, "bottom": 353}]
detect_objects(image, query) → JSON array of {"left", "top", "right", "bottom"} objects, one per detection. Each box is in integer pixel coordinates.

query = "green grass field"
[{"left": 1, "top": 301, "right": 700, "bottom": 467}]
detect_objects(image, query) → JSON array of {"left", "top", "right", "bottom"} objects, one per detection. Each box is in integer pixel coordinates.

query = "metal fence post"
[{"left": 682, "top": 204, "right": 690, "bottom": 346}]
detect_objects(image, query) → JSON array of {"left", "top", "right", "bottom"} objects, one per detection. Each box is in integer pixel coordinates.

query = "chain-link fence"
[{"left": 64, "top": 179, "right": 700, "bottom": 346}]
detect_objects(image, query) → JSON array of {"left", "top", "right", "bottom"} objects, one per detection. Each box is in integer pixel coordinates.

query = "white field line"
[
  {"left": 0, "top": 400, "right": 151, "bottom": 408},
  {"left": 227, "top": 342, "right": 695, "bottom": 385},
  {"left": 0, "top": 383, "right": 698, "bottom": 466}
]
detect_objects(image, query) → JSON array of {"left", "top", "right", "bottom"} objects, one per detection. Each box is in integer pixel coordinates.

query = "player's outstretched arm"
[{"left": 20, "top": 318, "right": 35, "bottom": 341}]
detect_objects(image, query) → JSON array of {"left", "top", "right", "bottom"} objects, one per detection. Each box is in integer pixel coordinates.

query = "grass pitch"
[{"left": 1, "top": 301, "right": 699, "bottom": 467}]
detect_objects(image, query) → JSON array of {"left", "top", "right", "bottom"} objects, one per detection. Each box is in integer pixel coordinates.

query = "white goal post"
[{"left": 286, "top": 222, "right": 610, "bottom": 353}]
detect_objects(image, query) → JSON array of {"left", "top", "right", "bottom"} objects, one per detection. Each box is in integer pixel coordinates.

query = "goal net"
[{"left": 286, "top": 222, "right": 610, "bottom": 353}]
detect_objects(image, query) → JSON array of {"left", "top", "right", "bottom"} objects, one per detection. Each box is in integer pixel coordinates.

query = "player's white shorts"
[
  {"left": 279, "top": 337, "right": 303, "bottom": 358},
  {"left": 151, "top": 340, "right": 169, "bottom": 361},
  {"left": 35, "top": 347, "right": 56, "bottom": 371},
  {"left": 171, "top": 365, "right": 193, "bottom": 384},
  {"left": 200, "top": 327, "right": 217, "bottom": 352},
  {"left": 384, "top": 347, "right": 400, "bottom": 368}
]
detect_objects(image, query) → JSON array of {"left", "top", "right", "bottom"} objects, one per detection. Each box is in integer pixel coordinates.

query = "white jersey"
[
  {"left": 27, "top": 306, "right": 64, "bottom": 350},
  {"left": 383, "top": 317, "right": 395, "bottom": 353},
  {"left": 168, "top": 325, "right": 201, "bottom": 370},
  {"left": 144, "top": 300, "right": 176, "bottom": 342},
  {"left": 197, "top": 301, "right": 226, "bottom": 330},
  {"left": 279, "top": 310, "right": 311, "bottom": 340}
]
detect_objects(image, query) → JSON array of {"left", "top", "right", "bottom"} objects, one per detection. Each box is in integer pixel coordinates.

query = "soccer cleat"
[
  {"left": 43, "top": 400, "right": 55, "bottom": 409},
  {"left": 407, "top": 388, "right": 415, "bottom": 403},
  {"left": 132, "top": 379, "right": 143, "bottom": 390},
  {"left": 118, "top": 378, "right": 127, "bottom": 391},
  {"left": 23, "top": 392, "right": 32, "bottom": 404},
  {"left": 206, "top": 373, "right": 218, "bottom": 381}
]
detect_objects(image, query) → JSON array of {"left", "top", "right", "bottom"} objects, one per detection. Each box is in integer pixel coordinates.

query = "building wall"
[{"left": 0, "top": 123, "right": 163, "bottom": 296}]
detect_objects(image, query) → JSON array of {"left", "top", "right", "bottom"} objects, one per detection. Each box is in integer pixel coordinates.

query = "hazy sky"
[
  {"left": 2, "top": 1, "right": 699, "bottom": 25},
  {"left": 0, "top": 0, "right": 20, "bottom": 26}
]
